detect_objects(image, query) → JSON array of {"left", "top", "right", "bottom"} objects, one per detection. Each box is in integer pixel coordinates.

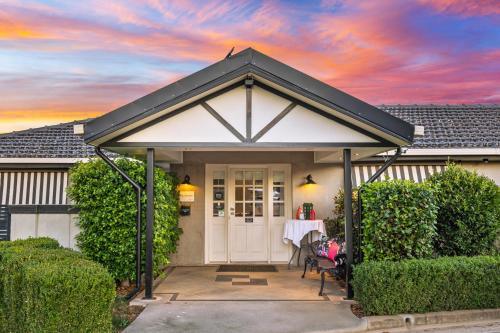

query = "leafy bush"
[
  {"left": 427, "top": 164, "right": 500, "bottom": 256},
  {"left": 67, "top": 158, "right": 181, "bottom": 281},
  {"left": 0, "top": 239, "right": 115, "bottom": 332},
  {"left": 325, "top": 188, "right": 358, "bottom": 240},
  {"left": 362, "top": 180, "right": 437, "bottom": 261},
  {"left": 353, "top": 256, "right": 500, "bottom": 315}
]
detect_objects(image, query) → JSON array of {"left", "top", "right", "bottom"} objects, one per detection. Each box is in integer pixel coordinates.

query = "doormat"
[{"left": 216, "top": 265, "right": 278, "bottom": 272}]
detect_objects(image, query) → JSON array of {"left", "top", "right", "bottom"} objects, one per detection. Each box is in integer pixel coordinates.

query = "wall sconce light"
[
  {"left": 178, "top": 174, "right": 195, "bottom": 198},
  {"left": 182, "top": 175, "right": 191, "bottom": 185},
  {"left": 304, "top": 174, "right": 317, "bottom": 185}
]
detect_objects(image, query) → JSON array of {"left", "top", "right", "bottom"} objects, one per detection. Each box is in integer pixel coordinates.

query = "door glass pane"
[
  {"left": 213, "top": 171, "right": 225, "bottom": 185},
  {"left": 273, "top": 203, "right": 284, "bottom": 217},
  {"left": 235, "top": 203, "right": 243, "bottom": 217},
  {"left": 273, "top": 187, "right": 283, "bottom": 201},
  {"left": 255, "top": 203, "right": 263, "bottom": 217},
  {"left": 213, "top": 187, "right": 224, "bottom": 201},
  {"left": 273, "top": 171, "right": 284, "bottom": 185},
  {"left": 254, "top": 187, "right": 263, "bottom": 201},
  {"left": 245, "top": 187, "right": 253, "bottom": 201},
  {"left": 245, "top": 172, "right": 253, "bottom": 185},
  {"left": 235, "top": 171, "right": 243, "bottom": 185},
  {"left": 245, "top": 203, "right": 253, "bottom": 217},
  {"left": 254, "top": 171, "right": 263, "bottom": 185},
  {"left": 213, "top": 203, "right": 224, "bottom": 217},
  {"left": 235, "top": 187, "right": 243, "bottom": 201}
]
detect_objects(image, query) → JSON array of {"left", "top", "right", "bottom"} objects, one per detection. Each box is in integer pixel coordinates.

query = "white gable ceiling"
[
  {"left": 119, "top": 104, "right": 240, "bottom": 143},
  {"left": 117, "top": 84, "right": 381, "bottom": 145},
  {"left": 205, "top": 85, "right": 247, "bottom": 137},
  {"left": 257, "top": 105, "right": 377, "bottom": 143},
  {"left": 252, "top": 86, "right": 291, "bottom": 136}
]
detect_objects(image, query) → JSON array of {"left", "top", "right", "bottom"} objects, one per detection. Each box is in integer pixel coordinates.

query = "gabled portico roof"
[{"left": 84, "top": 48, "right": 414, "bottom": 147}]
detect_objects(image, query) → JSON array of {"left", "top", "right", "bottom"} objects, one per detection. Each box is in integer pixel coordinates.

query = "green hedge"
[
  {"left": 427, "top": 164, "right": 500, "bottom": 256},
  {"left": 68, "top": 158, "right": 181, "bottom": 281},
  {"left": 352, "top": 256, "right": 500, "bottom": 315},
  {"left": 361, "top": 180, "right": 437, "bottom": 261},
  {"left": 0, "top": 238, "right": 115, "bottom": 332},
  {"left": 0, "top": 237, "right": 60, "bottom": 250}
]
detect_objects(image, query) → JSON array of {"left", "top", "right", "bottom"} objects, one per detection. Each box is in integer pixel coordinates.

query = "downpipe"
[
  {"left": 356, "top": 148, "right": 403, "bottom": 263},
  {"left": 95, "top": 147, "right": 143, "bottom": 300}
]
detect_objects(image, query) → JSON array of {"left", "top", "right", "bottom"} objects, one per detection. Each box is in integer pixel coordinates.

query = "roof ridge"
[{"left": 378, "top": 103, "right": 500, "bottom": 107}]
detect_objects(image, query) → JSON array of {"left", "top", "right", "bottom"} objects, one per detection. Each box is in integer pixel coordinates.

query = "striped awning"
[
  {"left": 353, "top": 164, "right": 446, "bottom": 187},
  {"left": 0, "top": 171, "right": 69, "bottom": 205}
]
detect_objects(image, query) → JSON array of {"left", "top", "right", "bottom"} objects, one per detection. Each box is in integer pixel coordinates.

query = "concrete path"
[
  {"left": 124, "top": 300, "right": 363, "bottom": 333},
  {"left": 125, "top": 266, "right": 364, "bottom": 332}
]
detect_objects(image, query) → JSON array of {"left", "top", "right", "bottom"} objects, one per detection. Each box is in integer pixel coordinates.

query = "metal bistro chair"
[{"left": 301, "top": 238, "right": 346, "bottom": 296}]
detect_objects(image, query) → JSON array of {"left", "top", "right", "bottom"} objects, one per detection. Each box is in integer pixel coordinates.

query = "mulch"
[{"left": 351, "top": 303, "right": 364, "bottom": 318}]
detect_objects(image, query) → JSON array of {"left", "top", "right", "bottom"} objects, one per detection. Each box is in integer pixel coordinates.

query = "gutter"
[
  {"left": 95, "top": 147, "right": 143, "bottom": 300},
  {"left": 356, "top": 147, "right": 403, "bottom": 263}
]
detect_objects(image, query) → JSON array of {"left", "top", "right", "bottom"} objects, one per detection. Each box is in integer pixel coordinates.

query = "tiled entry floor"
[{"left": 153, "top": 265, "right": 343, "bottom": 301}]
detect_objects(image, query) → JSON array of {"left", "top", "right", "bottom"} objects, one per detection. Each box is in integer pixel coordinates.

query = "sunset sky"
[{"left": 1, "top": 0, "right": 499, "bottom": 133}]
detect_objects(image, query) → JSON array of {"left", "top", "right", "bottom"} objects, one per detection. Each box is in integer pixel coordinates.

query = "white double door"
[{"left": 206, "top": 164, "right": 291, "bottom": 263}]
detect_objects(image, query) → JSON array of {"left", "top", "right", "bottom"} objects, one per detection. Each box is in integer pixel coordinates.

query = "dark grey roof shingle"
[
  {"left": 0, "top": 120, "right": 95, "bottom": 158},
  {"left": 0, "top": 104, "right": 498, "bottom": 159},
  {"left": 380, "top": 104, "right": 500, "bottom": 149}
]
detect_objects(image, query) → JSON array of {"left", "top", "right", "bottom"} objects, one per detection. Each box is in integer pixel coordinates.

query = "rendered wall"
[
  {"left": 462, "top": 162, "right": 500, "bottom": 185},
  {"left": 10, "top": 213, "right": 80, "bottom": 249}
]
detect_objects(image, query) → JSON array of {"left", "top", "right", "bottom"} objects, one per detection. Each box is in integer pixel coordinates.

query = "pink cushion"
[{"left": 327, "top": 242, "right": 339, "bottom": 264}]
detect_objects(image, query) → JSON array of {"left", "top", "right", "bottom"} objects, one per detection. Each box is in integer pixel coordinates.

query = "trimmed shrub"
[
  {"left": 353, "top": 256, "right": 500, "bottom": 315},
  {"left": 362, "top": 180, "right": 437, "bottom": 261},
  {"left": 67, "top": 158, "right": 181, "bottom": 281},
  {"left": 0, "top": 242, "right": 115, "bottom": 332},
  {"left": 0, "top": 236, "right": 60, "bottom": 250},
  {"left": 427, "top": 164, "right": 500, "bottom": 256}
]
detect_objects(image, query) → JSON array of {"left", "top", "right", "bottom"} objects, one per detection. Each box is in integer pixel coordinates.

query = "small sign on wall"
[{"left": 179, "top": 190, "right": 194, "bottom": 202}]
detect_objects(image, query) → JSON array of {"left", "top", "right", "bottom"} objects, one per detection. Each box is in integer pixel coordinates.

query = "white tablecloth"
[{"left": 283, "top": 220, "right": 326, "bottom": 247}]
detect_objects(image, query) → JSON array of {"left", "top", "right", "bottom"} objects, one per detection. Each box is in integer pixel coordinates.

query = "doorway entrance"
[
  {"left": 229, "top": 169, "right": 267, "bottom": 261},
  {"left": 205, "top": 164, "right": 291, "bottom": 263}
]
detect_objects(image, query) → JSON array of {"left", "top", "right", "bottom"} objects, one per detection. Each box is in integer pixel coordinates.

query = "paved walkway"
[
  {"left": 125, "top": 300, "right": 362, "bottom": 333},
  {"left": 125, "top": 265, "right": 363, "bottom": 333}
]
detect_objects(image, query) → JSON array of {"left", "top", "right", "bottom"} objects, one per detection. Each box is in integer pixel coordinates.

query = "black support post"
[
  {"left": 343, "top": 148, "right": 354, "bottom": 299},
  {"left": 145, "top": 148, "right": 155, "bottom": 299}
]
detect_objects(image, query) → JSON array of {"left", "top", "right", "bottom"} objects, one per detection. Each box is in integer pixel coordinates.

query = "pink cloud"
[
  {"left": 0, "top": 0, "right": 498, "bottom": 133},
  {"left": 418, "top": 0, "right": 500, "bottom": 16}
]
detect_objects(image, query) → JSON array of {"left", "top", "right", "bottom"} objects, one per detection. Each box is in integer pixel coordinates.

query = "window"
[
  {"left": 272, "top": 171, "right": 285, "bottom": 217},
  {"left": 212, "top": 171, "right": 225, "bottom": 217}
]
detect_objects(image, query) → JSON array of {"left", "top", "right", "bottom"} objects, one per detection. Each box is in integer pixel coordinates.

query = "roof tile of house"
[
  {"left": 380, "top": 104, "right": 500, "bottom": 148},
  {"left": 0, "top": 120, "right": 95, "bottom": 158},
  {"left": 0, "top": 104, "right": 498, "bottom": 159}
]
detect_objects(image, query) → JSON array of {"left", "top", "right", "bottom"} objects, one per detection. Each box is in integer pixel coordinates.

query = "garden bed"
[{"left": 112, "top": 297, "right": 144, "bottom": 333}]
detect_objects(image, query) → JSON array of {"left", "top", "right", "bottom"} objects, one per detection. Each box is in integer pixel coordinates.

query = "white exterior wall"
[
  {"left": 462, "top": 162, "right": 500, "bottom": 185},
  {"left": 10, "top": 213, "right": 80, "bottom": 249}
]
